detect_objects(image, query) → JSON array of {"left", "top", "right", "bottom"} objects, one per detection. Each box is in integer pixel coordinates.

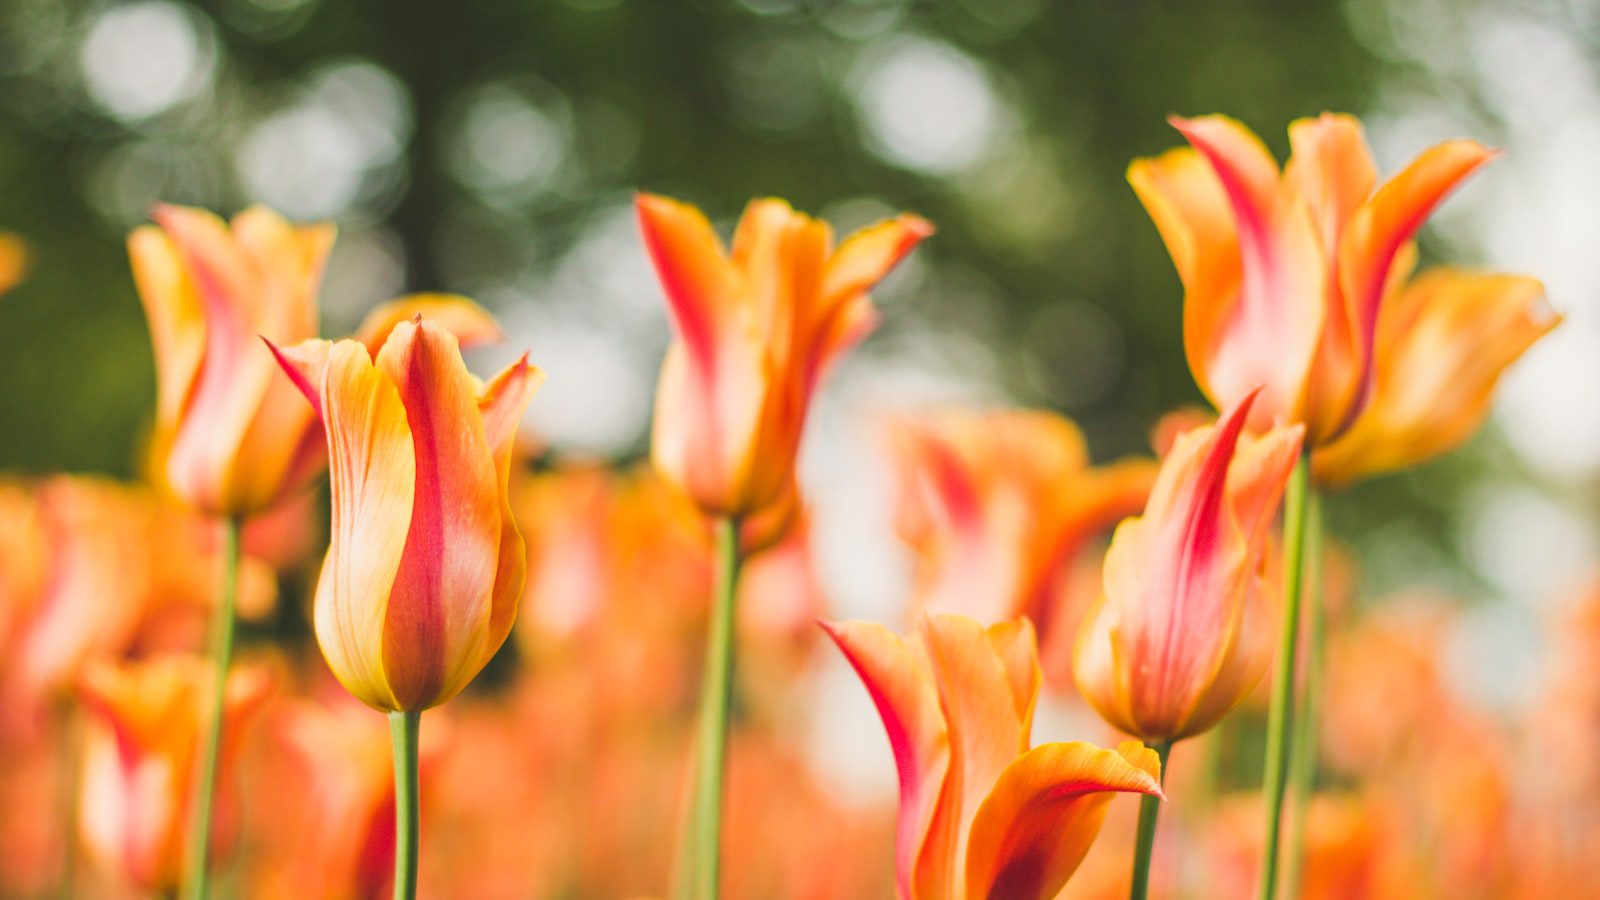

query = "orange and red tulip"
[
  {"left": 1073, "top": 392, "right": 1303, "bottom": 742},
  {"left": 885, "top": 408, "right": 1154, "bottom": 649},
  {"left": 270, "top": 316, "right": 542, "bottom": 711},
  {"left": 77, "top": 655, "right": 272, "bottom": 892},
  {"left": 637, "top": 193, "right": 931, "bottom": 522},
  {"left": 132, "top": 204, "right": 336, "bottom": 516},
  {"left": 824, "top": 613, "right": 1163, "bottom": 900},
  {"left": 1129, "top": 112, "right": 1494, "bottom": 444},
  {"left": 1312, "top": 270, "right": 1559, "bottom": 486}
]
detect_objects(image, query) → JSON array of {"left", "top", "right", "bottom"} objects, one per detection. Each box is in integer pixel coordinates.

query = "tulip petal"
[
  {"left": 0, "top": 232, "right": 27, "bottom": 297},
  {"left": 314, "top": 341, "right": 415, "bottom": 711},
  {"left": 1314, "top": 271, "right": 1558, "bottom": 485},
  {"left": 821, "top": 619, "right": 951, "bottom": 900},
  {"left": 1169, "top": 117, "right": 1327, "bottom": 426},
  {"left": 1335, "top": 139, "right": 1495, "bottom": 433},
  {"left": 129, "top": 227, "right": 205, "bottom": 429},
  {"left": 821, "top": 213, "right": 934, "bottom": 309},
  {"left": 964, "top": 741, "right": 1163, "bottom": 900},
  {"left": 355, "top": 294, "right": 504, "bottom": 357},
  {"left": 265, "top": 337, "right": 332, "bottom": 419},
  {"left": 636, "top": 193, "right": 740, "bottom": 371},
  {"left": 374, "top": 320, "right": 502, "bottom": 709},
  {"left": 1285, "top": 113, "right": 1378, "bottom": 256},
  {"left": 477, "top": 355, "right": 545, "bottom": 670}
]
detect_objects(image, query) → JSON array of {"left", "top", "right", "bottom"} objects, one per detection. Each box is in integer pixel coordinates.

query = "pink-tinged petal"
[
  {"left": 313, "top": 341, "right": 415, "bottom": 712},
  {"left": 1284, "top": 113, "right": 1378, "bottom": 256},
  {"left": 476, "top": 355, "right": 544, "bottom": 666},
  {"left": 373, "top": 319, "right": 502, "bottom": 709},
  {"left": 354, "top": 294, "right": 504, "bottom": 357},
  {"left": 964, "top": 741, "right": 1163, "bottom": 900},
  {"left": 821, "top": 619, "right": 952, "bottom": 900},
  {"left": 229, "top": 205, "right": 331, "bottom": 341},
  {"left": 636, "top": 193, "right": 740, "bottom": 371},
  {"left": 1334, "top": 140, "right": 1496, "bottom": 434},
  {"left": 265, "top": 337, "right": 333, "bottom": 419},
  {"left": 821, "top": 213, "right": 934, "bottom": 308},
  {"left": 1170, "top": 117, "right": 1327, "bottom": 428}
]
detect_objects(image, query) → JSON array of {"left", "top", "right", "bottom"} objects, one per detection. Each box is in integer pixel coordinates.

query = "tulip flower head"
[
  {"left": 271, "top": 316, "right": 543, "bottom": 712},
  {"left": 1312, "top": 270, "right": 1559, "bottom": 486},
  {"left": 77, "top": 655, "right": 272, "bottom": 892},
  {"left": 824, "top": 613, "right": 1163, "bottom": 900},
  {"left": 638, "top": 193, "right": 931, "bottom": 521},
  {"left": 886, "top": 408, "right": 1154, "bottom": 639},
  {"left": 1130, "top": 113, "right": 1495, "bottom": 444},
  {"left": 0, "top": 232, "right": 28, "bottom": 297},
  {"left": 132, "top": 204, "right": 336, "bottom": 516},
  {"left": 1074, "top": 392, "right": 1303, "bottom": 743}
]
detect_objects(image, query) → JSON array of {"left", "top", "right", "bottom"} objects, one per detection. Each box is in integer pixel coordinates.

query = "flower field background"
[{"left": 0, "top": 0, "right": 1596, "bottom": 897}]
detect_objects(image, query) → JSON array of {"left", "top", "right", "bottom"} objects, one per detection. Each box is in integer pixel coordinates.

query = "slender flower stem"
[
  {"left": 183, "top": 515, "right": 241, "bottom": 900},
  {"left": 390, "top": 709, "right": 421, "bottom": 900},
  {"left": 682, "top": 517, "right": 744, "bottom": 900},
  {"left": 1129, "top": 740, "right": 1173, "bottom": 900},
  {"left": 1283, "top": 488, "right": 1325, "bottom": 898},
  {"left": 55, "top": 699, "right": 82, "bottom": 899},
  {"left": 1255, "top": 452, "right": 1312, "bottom": 900}
]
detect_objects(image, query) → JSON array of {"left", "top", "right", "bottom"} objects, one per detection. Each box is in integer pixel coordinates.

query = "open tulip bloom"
[
  {"left": 271, "top": 315, "right": 542, "bottom": 898},
  {"left": 636, "top": 192, "right": 930, "bottom": 898},
  {"left": 825, "top": 613, "right": 1163, "bottom": 900}
]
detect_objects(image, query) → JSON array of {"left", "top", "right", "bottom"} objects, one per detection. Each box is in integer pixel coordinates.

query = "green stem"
[
  {"left": 390, "top": 709, "right": 421, "bottom": 900},
  {"left": 1255, "top": 453, "right": 1312, "bottom": 900},
  {"left": 1283, "top": 488, "right": 1324, "bottom": 898},
  {"left": 56, "top": 699, "right": 82, "bottom": 899},
  {"left": 681, "top": 517, "right": 743, "bottom": 900},
  {"left": 1129, "top": 741, "right": 1173, "bottom": 900},
  {"left": 183, "top": 516, "right": 241, "bottom": 900}
]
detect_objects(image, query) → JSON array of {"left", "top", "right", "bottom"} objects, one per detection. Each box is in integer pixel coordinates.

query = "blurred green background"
[{"left": 0, "top": 0, "right": 1587, "bottom": 632}]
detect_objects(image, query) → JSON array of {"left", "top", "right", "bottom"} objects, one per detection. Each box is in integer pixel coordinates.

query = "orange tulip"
[
  {"left": 823, "top": 613, "right": 1163, "bottom": 900},
  {"left": 638, "top": 193, "right": 931, "bottom": 521},
  {"left": 1129, "top": 113, "right": 1494, "bottom": 444},
  {"left": 1312, "top": 270, "right": 1559, "bottom": 486},
  {"left": 886, "top": 409, "right": 1154, "bottom": 645},
  {"left": 270, "top": 316, "right": 542, "bottom": 711},
  {"left": 132, "top": 204, "right": 336, "bottom": 516},
  {"left": 132, "top": 202, "right": 503, "bottom": 517},
  {"left": 0, "top": 232, "right": 28, "bottom": 297},
  {"left": 77, "top": 655, "right": 272, "bottom": 892},
  {"left": 1074, "top": 392, "right": 1303, "bottom": 742}
]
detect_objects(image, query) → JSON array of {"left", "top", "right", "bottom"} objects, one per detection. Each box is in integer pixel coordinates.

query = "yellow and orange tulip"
[
  {"left": 1074, "top": 392, "right": 1303, "bottom": 742},
  {"left": 1130, "top": 112, "right": 1494, "bottom": 444},
  {"left": 1312, "top": 270, "right": 1559, "bottom": 486},
  {"left": 271, "top": 316, "right": 542, "bottom": 712},
  {"left": 638, "top": 193, "right": 931, "bottom": 521},
  {"left": 824, "top": 613, "right": 1162, "bottom": 900},
  {"left": 77, "top": 655, "right": 272, "bottom": 892}
]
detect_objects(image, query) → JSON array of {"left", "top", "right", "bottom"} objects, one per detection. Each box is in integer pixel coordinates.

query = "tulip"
[
  {"left": 272, "top": 315, "right": 539, "bottom": 899},
  {"left": 1129, "top": 112, "right": 1493, "bottom": 445},
  {"left": 824, "top": 613, "right": 1163, "bottom": 900},
  {"left": 0, "top": 232, "right": 28, "bottom": 297},
  {"left": 77, "top": 655, "right": 272, "bottom": 893},
  {"left": 1074, "top": 392, "right": 1302, "bottom": 742},
  {"left": 132, "top": 204, "right": 336, "bottom": 517},
  {"left": 638, "top": 193, "right": 931, "bottom": 521},
  {"left": 885, "top": 409, "right": 1154, "bottom": 679},
  {"left": 271, "top": 316, "right": 541, "bottom": 712},
  {"left": 638, "top": 192, "right": 929, "bottom": 897},
  {"left": 1312, "top": 270, "right": 1559, "bottom": 486}
]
